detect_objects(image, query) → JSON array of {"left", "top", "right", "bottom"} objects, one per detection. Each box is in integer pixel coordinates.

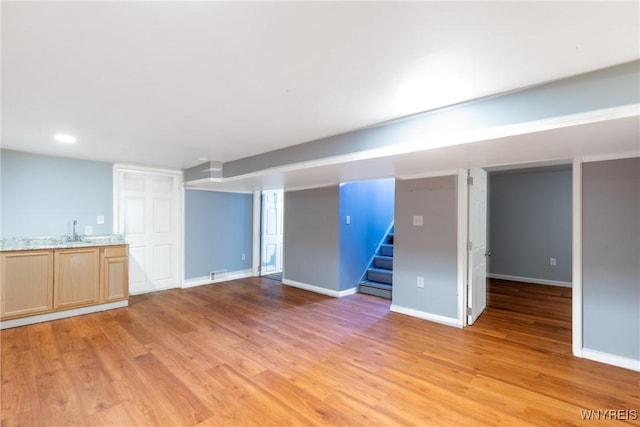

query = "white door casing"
[
  {"left": 261, "top": 189, "right": 283, "bottom": 275},
  {"left": 467, "top": 168, "right": 488, "bottom": 325},
  {"left": 114, "top": 165, "right": 183, "bottom": 295}
]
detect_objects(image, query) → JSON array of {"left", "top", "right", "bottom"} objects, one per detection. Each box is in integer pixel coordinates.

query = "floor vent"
[{"left": 210, "top": 270, "right": 228, "bottom": 281}]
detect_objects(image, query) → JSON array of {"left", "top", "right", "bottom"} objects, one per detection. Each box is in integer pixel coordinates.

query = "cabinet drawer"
[{"left": 103, "top": 245, "right": 127, "bottom": 258}]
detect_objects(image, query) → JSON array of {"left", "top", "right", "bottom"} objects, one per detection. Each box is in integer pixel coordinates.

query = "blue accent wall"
[
  {"left": 339, "top": 178, "right": 395, "bottom": 291},
  {"left": 184, "top": 189, "right": 253, "bottom": 279},
  {"left": 1, "top": 149, "right": 113, "bottom": 238}
]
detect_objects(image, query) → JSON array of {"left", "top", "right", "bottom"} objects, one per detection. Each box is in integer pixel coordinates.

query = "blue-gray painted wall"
[
  {"left": 393, "top": 175, "right": 458, "bottom": 319},
  {"left": 283, "top": 186, "right": 340, "bottom": 291},
  {"left": 184, "top": 189, "right": 253, "bottom": 279},
  {"left": 488, "top": 167, "right": 572, "bottom": 284},
  {"left": 1, "top": 149, "right": 113, "bottom": 238},
  {"left": 339, "top": 178, "right": 395, "bottom": 291},
  {"left": 582, "top": 157, "right": 639, "bottom": 360}
]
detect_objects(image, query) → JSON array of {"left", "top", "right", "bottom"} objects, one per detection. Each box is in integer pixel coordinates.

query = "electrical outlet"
[
  {"left": 550, "top": 258, "right": 557, "bottom": 266},
  {"left": 84, "top": 225, "right": 93, "bottom": 235},
  {"left": 413, "top": 215, "right": 423, "bottom": 226},
  {"left": 417, "top": 276, "right": 424, "bottom": 288},
  {"left": 345, "top": 215, "right": 351, "bottom": 225},
  {"left": 241, "top": 254, "right": 246, "bottom": 261}
]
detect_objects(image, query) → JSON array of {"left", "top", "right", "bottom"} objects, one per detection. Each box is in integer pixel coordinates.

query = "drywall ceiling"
[{"left": 2, "top": 1, "right": 639, "bottom": 187}]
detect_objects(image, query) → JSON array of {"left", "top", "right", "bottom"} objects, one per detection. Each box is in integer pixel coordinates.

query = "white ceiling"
[{"left": 2, "top": 1, "right": 639, "bottom": 189}]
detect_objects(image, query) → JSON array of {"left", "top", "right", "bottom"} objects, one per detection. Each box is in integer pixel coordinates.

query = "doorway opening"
[
  {"left": 260, "top": 189, "right": 284, "bottom": 282},
  {"left": 477, "top": 163, "right": 573, "bottom": 349}
]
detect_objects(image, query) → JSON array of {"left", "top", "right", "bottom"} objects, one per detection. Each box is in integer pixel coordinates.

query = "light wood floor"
[{"left": 1, "top": 278, "right": 638, "bottom": 426}]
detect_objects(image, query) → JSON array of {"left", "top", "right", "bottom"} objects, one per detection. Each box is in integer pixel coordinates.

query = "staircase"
[{"left": 359, "top": 230, "right": 394, "bottom": 299}]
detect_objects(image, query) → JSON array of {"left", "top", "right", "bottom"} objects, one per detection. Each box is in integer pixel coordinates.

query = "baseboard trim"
[
  {"left": 0, "top": 300, "right": 129, "bottom": 330},
  {"left": 580, "top": 348, "right": 640, "bottom": 372},
  {"left": 488, "top": 273, "right": 572, "bottom": 288},
  {"left": 282, "top": 278, "right": 347, "bottom": 298},
  {"left": 182, "top": 269, "right": 253, "bottom": 289},
  {"left": 390, "top": 304, "right": 462, "bottom": 328},
  {"left": 338, "top": 287, "right": 358, "bottom": 297}
]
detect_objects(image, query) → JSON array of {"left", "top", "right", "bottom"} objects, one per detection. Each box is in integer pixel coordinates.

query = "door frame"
[
  {"left": 112, "top": 164, "right": 184, "bottom": 292},
  {"left": 457, "top": 168, "right": 488, "bottom": 328},
  {"left": 258, "top": 188, "right": 284, "bottom": 277}
]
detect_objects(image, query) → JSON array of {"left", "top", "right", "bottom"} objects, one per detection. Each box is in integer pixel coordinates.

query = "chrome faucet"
[{"left": 72, "top": 219, "right": 80, "bottom": 241}]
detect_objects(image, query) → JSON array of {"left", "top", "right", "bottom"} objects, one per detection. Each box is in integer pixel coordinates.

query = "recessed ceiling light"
[{"left": 54, "top": 134, "right": 77, "bottom": 144}]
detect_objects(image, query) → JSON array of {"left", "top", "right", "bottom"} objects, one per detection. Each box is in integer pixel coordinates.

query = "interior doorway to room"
[
  {"left": 260, "top": 189, "right": 284, "bottom": 281},
  {"left": 477, "top": 163, "right": 574, "bottom": 350}
]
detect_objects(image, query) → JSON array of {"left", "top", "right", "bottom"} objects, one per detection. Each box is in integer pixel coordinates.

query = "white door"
[
  {"left": 115, "top": 167, "right": 182, "bottom": 294},
  {"left": 261, "top": 189, "right": 283, "bottom": 275},
  {"left": 467, "top": 168, "right": 488, "bottom": 325}
]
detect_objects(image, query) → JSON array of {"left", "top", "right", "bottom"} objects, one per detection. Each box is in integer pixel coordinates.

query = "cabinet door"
[
  {"left": 1, "top": 250, "right": 54, "bottom": 319},
  {"left": 103, "top": 256, "right": 129, "bottom": 302},
  {"left": 54, "top": 248, "right": 100, "bottom": 310}
]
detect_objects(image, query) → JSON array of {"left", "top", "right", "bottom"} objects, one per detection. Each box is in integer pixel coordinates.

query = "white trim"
[
  {"left": 338, "top": 287, "right": 358, "bottom": 297},
  {"left": 182, "top": 269, "right": 254, "bottom": 289},
  {"left": 487, "top": 273, "right": 572, "bottom": 288},
  {"left": 581, "top": 348, "right": 640, "bottom": 372},
  {"left": 282, "top": 278, "right": 352, "bottom": 298},
  {"left": 184, "top": 185, "right": 253, "bottom": 194},
  {"left": 252, "top": 190, "right": 261, "bottom": 277},
  {"left": 397, "top": 169, "right": 458, "bottom": 181},
  {"left": 112, "top": 163, "right": 183, "bottom": 176},
  {"left": 390, "top": 304, "right": 462, "bottom": 328},
  {"left": 581, "top": 152, "right": 640, "bottom": 163},
  {"left": 229, "top": 269, "right": 254, "bottom": 280},
  {"left": 283, "top": 182, "right": 340, "bottom": 193},
  {"left": 572, "top": 159, "right": 583, "bottom": 357},
  {"left": 0, "top": 300, "right": 129, "bottom": 330},
  {"left": 456, "top": 169, "right": 469, "bottom": 327}
]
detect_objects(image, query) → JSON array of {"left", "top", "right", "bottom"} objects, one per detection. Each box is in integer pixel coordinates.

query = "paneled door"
[
  {"left": 261, "top": 189, "right": 283, "bottom": 275},
  {"left": 467, "top": 168, "right": 488, "bottom": 325},
  {"left": 115, "top": 167, "right": 182, "bottom": 294}
]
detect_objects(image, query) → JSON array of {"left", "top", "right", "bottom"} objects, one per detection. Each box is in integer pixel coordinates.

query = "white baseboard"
[
  {"left": 182, "top": 269, "right": 254, "bottom": 289},
  {"left": 390, "top": 304, "right": 462, "bottom": 328},
  {"left": 338, "top": 287, "right": 358, "bottom": 297},
  {"left": 488, "top": 273, "right": 572, "bottom": 288},
  {"left": 282, "top": 278, "right": 352, "bottom": 298},
  {"left": 0, "top": 300, "right": 129, "bottom": 330},
  {"left": 579, "top": 348, "right": 640, "bottom": 372}
]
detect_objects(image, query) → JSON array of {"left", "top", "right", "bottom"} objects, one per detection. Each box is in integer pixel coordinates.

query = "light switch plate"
[
  {"left": 96, "top": 215, "right": 105, "bottom": 225},
  {"left": 413, "top": 215, "right": 423, "bottom": 226},
  {"left": 345, "top": 215, "right": 351, "bottom": 225}
]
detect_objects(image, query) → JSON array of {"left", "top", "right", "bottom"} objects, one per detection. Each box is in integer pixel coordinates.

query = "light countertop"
[{"left": 0, "top": 235, "right": 127, "bottom": 252}]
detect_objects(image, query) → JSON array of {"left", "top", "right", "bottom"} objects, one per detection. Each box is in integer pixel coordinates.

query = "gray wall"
[
  {"left": 582, "top": 157, "right": 639, "bottom": 360},
  {"left": 184, "top": 190, "right": 253, "bottom": 279},
  {"left": 283, "top": 186, "right": 340, "bottom": 291},
  {"left": 339, "top": 178, "right": 395, "bottom": 291},
  {"left": 489, "top": 167, "right": 572, "bottom": 284},
  {"left": 393, "top": 175, "right": 458, "bottom": 318},
  {"left": 1, "top": 149, "right": 113, "bottom": 238}
]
